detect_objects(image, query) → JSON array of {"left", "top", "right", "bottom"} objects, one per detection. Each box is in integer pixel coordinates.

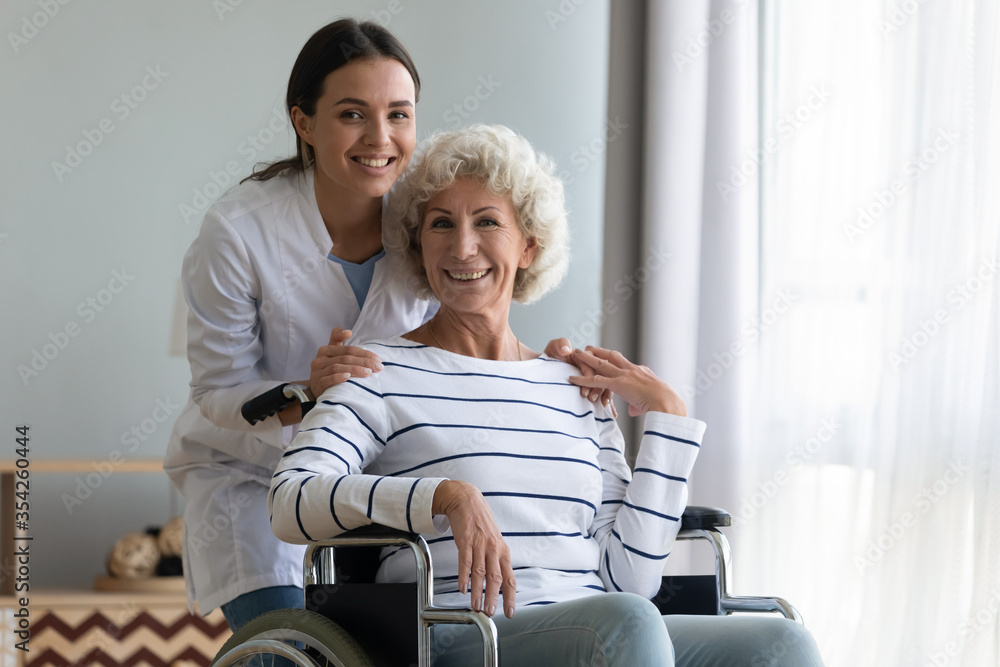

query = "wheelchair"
[
  {"left": 214, "top": 385, "right": 803, "bottom": 666},
  {"left": 211, "top": 508, "right": 801, "bottom": 666}
]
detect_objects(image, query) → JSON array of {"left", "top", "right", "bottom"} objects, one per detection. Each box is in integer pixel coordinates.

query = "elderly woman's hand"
[
  {"left": 569, "top": 346, "right": 687, "bottom": 417},
  {"left": 545, "top": 338, "right": 616, "bottom": 413},
  {"left": 309, "top": 328, "right": 384, "bottom": 398},
  {"left": 433, "top": 480, "right": 517, "bottom": 618}
]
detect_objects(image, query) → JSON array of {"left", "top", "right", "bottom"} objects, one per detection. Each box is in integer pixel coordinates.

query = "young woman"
[{"left": 164, "top": 19, "right": 434, "bottom": 630}]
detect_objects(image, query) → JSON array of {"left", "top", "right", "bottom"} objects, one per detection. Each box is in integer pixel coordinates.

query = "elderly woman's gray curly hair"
[{"left": 385, "top": 124, "right": 569, "bottom": 304}]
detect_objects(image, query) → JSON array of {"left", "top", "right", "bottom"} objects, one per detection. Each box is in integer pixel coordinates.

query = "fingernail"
[
  {"left": 561, "top": 345, "right": 572, "bottom": 354},
  {"left": 603, "top": 397, "right": 610, "bottom": 407},
  {"left": 374, "top": 361, "right": 384, "bottom": 371},
  {"left": 340, "top": 372, "right": 351, "bottom": 379},
  {"left": 362, "top": 368, "right": 372, "bottom": 375},
  {"left": 506, "top": 605, "right": 515, "bottom": 618},
  {"left": 487, "top": 604, "right": 496, "bottom": 616}
]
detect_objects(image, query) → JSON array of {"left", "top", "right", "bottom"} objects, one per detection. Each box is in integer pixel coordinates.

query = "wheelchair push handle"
[{"left": 241, "top": 383, "right": 313, "bottom": 425}]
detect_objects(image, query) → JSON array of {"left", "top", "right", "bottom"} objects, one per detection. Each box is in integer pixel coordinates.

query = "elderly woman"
[{"left": 269, "top": 125, "right": 823, "bottom": 666}]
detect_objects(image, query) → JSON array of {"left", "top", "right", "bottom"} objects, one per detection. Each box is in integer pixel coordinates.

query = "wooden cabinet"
[
  {"left": 0, "top": 461, "right": 230, "bottom": 666},
  {"left": 2, "top": 591, "right": 228, "bottom": 666}
]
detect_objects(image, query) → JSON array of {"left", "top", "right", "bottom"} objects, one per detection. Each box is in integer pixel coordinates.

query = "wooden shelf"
[
  {"left": 2, "top": 589, "right": 189, "bottom": 607},
  {"left": 0, "top": 460, "right": 167, "bottom": 597},
  {"left": 0, "top": 459, "right": 164, "bottom": 473}
]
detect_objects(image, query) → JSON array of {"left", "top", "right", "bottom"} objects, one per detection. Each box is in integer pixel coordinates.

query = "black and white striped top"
[{"left": 269, "top": 337, "right": 705, "bottom": 609}]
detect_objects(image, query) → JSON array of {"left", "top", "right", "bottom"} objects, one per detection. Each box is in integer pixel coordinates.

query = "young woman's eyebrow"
[{"left": 333, "top": 97, "right": 413, "bottom": 108}]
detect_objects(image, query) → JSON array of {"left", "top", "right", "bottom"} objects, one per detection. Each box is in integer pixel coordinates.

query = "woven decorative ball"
[
  {"left": 157, "top": 516, "right": 184, "bottom": 557},
  {"left": 107, "top": 532, "right": 160, "bottom": 580}
]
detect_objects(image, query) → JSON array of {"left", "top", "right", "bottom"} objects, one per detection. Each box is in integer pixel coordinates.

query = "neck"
[
  {"left": 423, "top": 308, "right": 524, "bottom": 361},
  {"left": 313, "top": 170, "right": 383, "bottom": 262}
]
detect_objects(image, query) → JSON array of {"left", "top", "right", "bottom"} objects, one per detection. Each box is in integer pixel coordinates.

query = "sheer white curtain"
[
  {"left": 738, "top": 2, "right": 1000, "bottom": 666},
  {"left": 637, "top": 1, "right": 761, "bottom": 576}
]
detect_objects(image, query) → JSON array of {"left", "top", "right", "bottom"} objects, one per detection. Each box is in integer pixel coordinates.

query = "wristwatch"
[{"left": 241, "top": 383, "right": 316, "bottom": 425}]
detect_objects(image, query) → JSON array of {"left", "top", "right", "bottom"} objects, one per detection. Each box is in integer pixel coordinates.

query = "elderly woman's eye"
[
  {"left": 478, "top": 218, "right": 498, "bottom": 227},
  {"left": 430, "top": 218, "right": 452, "bottom": 229}
]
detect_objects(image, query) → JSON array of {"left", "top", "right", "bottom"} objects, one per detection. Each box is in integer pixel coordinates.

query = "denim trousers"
[
  {"left": 221, "top": 587, "right": 824, "bottom": 666},
  {"left": 431, "top": 592, "right": 824, "bottom": 667},
  {"left": 220, "top": 585, "right": 304, "bottom": 631}
]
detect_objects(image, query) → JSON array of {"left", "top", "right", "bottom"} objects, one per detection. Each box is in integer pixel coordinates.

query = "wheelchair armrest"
[
  {"left": 681, "top": 506, "right": 732, "bottom": 530},
  {"left": 327, "top": 524, "right": 420, "bottom": 543},
  {"left": 306, "top": 524, "right": 421, "bottom": 586}
]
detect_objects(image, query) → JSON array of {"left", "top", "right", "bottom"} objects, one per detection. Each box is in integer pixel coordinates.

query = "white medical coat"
[{"left": 164, "top": 168, "right": 435, "bottom": 614}]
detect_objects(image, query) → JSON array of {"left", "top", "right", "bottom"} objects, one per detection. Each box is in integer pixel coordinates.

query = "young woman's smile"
[{"left": 292, "top": 57, "right": 416, "bottom": 200}]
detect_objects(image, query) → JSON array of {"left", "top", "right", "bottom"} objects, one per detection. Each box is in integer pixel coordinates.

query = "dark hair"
[{"left": 246, "top": 19, "right": 421, "bottom": 182}]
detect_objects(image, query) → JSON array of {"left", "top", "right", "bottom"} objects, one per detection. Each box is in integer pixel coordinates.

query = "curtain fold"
[{"left": 637, "top": 0, "right": 760, "bottom": 563}]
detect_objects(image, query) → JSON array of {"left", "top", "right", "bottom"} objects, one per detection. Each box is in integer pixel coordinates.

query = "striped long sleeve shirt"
[{"left": 269, "top": 337, "right": 705, "bottom": 609}]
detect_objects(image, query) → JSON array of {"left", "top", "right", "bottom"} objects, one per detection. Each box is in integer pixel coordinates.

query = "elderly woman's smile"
[{"left": 420, "top": 177, "right": 537, "bottom": 315}]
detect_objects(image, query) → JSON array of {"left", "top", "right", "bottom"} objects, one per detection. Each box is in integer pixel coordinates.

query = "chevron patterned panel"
[{"left": 25, "top": 598, "right": 230, "bottom": 667}]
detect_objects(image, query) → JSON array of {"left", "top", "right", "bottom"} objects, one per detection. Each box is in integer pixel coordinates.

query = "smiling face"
[
  {"left": 292, "top": 57, "right": 416, "bottom": 200},
  {"left": 420, "top": 178, "right": 538, "bottom": 319}
]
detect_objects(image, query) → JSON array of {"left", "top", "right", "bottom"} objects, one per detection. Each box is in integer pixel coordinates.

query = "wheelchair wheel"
[{"left": 212, "top": 608, "right": 374, "bottom": 667}]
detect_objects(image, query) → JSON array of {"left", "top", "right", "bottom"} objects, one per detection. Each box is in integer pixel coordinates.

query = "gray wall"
[{"left": 1, "top": 0, "right": 610, "bottom": 588}]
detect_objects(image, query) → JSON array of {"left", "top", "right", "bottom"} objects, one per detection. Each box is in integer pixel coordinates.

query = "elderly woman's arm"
[
  {"left": 268, "top": 374, "right": 446, "bottom": 544},
  {"left": 590, "top": 411, "right": 703, "bottom": 597},
  {"left": 570, "top": 346, "right": 705, "bottom": 597}
]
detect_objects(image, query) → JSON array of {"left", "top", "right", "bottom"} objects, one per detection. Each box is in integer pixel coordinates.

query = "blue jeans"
[
  {"left": 220, "top": 585, "right": 304, "bottom": 632},
  {"left": 430, "top": 592, "right": 824, "bottom": 667}
]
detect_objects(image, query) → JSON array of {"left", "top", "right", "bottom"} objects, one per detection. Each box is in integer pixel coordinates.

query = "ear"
[
  {"left": 519, "top": 237, "right": 538, "bottom": 269},
  {"left": 290, "top": 106, "right": 314, "bottom": 147}
]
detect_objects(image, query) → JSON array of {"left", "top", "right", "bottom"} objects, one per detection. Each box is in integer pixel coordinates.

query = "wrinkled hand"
[
  {"left": 545, "top": 337, "right": 615, "bottom": 413},
  {"left": 569, "top": 346, "right": 687, "bottom": 417},
  {"left": 433, "top": 480, "right": 516, "bottom": 618},
  {"left": 309, "top": 328, "right": 384, "bottom": 398}
]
